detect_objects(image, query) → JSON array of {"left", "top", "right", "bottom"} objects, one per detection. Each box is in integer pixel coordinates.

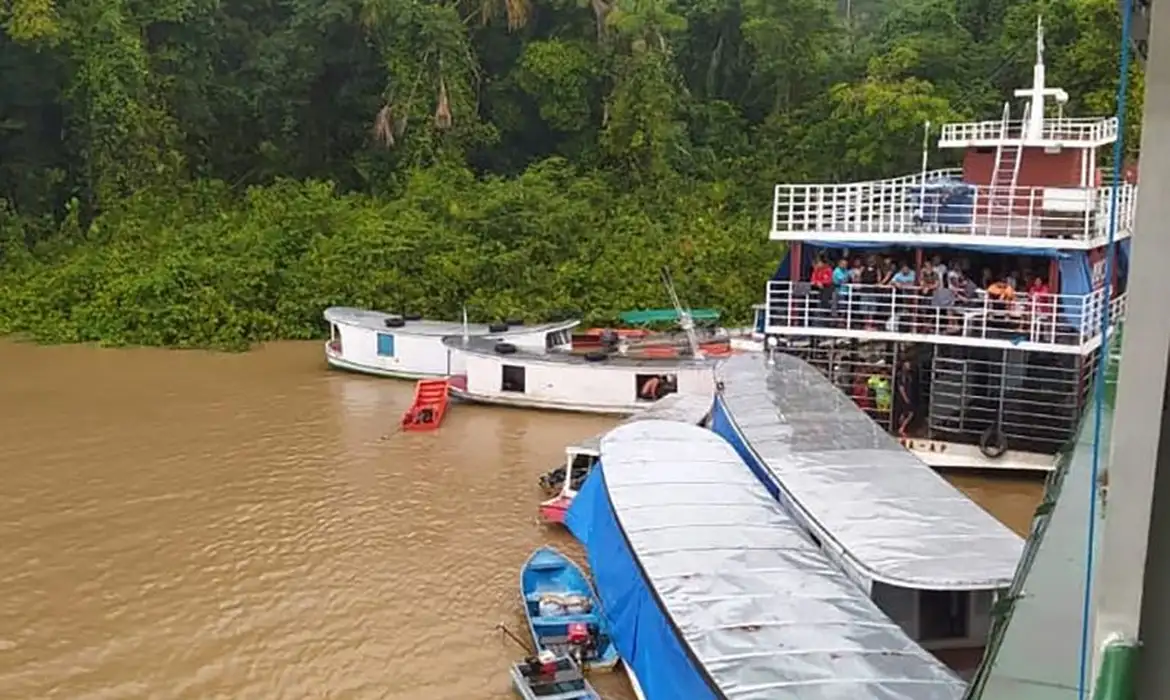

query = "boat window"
[
  {"left": 502, "top": 365, "right": 526, "bottom": 393},
  {"left": 330, "top": 323, "right": 340, "bottom": 340},
  {"left": 871, "top": 582, "right": 916, "bottom": 637},
  {"left": 376, "top": 333, "right": 395, "bottom": 357},
  {"left": 545, "top": 329, "right": 571, "bottom": 350},
  {"left": 917, "top": 589, "right": 970, "bottom": 642},
  {"left": 635, "top": 373, "right": 678, "bottom": 401}
]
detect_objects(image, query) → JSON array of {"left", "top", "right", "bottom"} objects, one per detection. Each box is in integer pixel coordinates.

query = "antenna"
[{"left": 660, "top": 267, "right": 703, "bottom": 360}]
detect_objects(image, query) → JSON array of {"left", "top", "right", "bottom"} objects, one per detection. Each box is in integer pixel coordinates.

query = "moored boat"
[
  {"left": 712, "top": 352, "right": 1024, "bottom": 676},
  {"left": 508, "top": 652, "right": 600, "bottom": 699},
  {"left": 323, "top": 306, "right": 577, "bottom": 379},
  {"left": 538, "top": 392, "right": 712, "bottom": 524},
  {"left": 520, "top": 547, "right": 619, "bottom": 670},
  {"left": 564, "top": 419, "right": 967, "bottom": 699},
  {"left": 571, "top": 308, "right": 732, "bottom": 358},
  {"left": 758, "top": 28, "right": 1132, "bottom": 473},
  {"left": 444, "top": 335, "right": 714, "bottom": 414}
]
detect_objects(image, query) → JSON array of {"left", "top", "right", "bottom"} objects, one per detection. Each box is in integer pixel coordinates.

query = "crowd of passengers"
[{"left": 803, "top": 253, "right": 1055, "bottom": 334}]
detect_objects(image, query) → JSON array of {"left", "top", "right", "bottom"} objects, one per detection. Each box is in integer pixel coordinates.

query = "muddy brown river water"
[{"left": 0, "top": 340, "right": 1043, "bottom": 699}]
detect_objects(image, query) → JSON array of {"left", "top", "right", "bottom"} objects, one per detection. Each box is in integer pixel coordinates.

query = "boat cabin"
[
  {"left": 443, "top": 336, "right": 714, "bottom": 414},
  {"left": 711, "top": 354, "right": 1024, "bottom": 675},
  {"left": 323, "top": 306, "right": 577, "bottom": 379}
]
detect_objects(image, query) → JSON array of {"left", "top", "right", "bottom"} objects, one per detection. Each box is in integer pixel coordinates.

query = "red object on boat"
[
  {"left": 539, "top": 495, "right": 572, "bottom": 524},
  {"left": 400, "top": 379, "right": 450, "bottom": 432},
  {"left": 567, "top": 623, "right": 589, "bottom": 644}
]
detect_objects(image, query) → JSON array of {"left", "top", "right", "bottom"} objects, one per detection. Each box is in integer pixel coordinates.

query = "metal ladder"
[{"left": 986, "top": 101, "right": 1027, "bottom": 231}]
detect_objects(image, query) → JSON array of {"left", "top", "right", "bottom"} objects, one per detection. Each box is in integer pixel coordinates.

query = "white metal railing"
[
  {"left": 939, "top": 117, "right": 1119, "bottom": 144},
  {"left": 764, "top": 281, "right": 1126, "bottom": 349},
  {"left": 771, "top": 178, "right": 1137, "bottom": 242}
]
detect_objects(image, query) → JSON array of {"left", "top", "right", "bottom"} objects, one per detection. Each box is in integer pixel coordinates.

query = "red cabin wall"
[
  {"left": 962, "top": 147, "right": 1090, "bottom": 220},
  {"left": 961, "top": 147, "right": 1085, "bottom": 187}
]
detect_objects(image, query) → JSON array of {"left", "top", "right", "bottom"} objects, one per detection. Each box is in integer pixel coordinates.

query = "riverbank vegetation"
[{"left": 0, "top": 0, "right": 1141, "bottom": 348}]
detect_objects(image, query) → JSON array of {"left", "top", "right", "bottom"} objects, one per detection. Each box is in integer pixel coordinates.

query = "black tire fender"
[{"left": 979, "top": 427, "right": 1008, "bottom": 459}]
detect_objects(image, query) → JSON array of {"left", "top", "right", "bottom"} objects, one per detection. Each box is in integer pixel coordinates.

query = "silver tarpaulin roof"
[
  {"left": 568, "top": 391, "right": 712, "bottom": 456},
  {"left": 601, "top": 420, "right": 966, "bottom": 699},
  {"left": 715, "top": 353, "right": 1023, "bottom": 590}
]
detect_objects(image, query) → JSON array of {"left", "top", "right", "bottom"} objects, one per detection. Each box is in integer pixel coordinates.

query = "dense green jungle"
[{"left": 0, "top": 0, "right": 1144, "bottom": 349}]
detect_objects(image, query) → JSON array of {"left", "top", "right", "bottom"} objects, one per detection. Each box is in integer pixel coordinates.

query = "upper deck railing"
[
  {"left": 764, "top": 281, "right": 1125, "bottom": 354},
  {"left": 771, "top": 176, "right": 1137, "bottom": 247},
  {"left": 938, "top": 117, "right": 1119, "bottom": 146}
]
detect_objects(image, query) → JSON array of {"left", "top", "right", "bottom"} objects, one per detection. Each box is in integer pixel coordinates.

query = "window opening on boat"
[
  {"left": 872, "top": 582, "right": 917, "bottom": 637},
  {"left": 794, "top": 245, "right": 1090, "bottom": 342},
  {"left": 545, "top": 329, "right": 571, "bottom": 350},
  {"left": 918, "top": 590, "right": 971, "bottom": 642},
  {"left": 376, "top": 332, "right": 395, "bottom": 357},
  {"left": 567, "top": 453, "right": 597, "bottom": 491},
  {"left": 501, "top": 365, "right": 526, "bottom": 393},
  {"left": 635, "top": 374, "right": 677, "bottom": 402},
  {"left": 329, "top": 324, "right": 342, "bottom": 353}
]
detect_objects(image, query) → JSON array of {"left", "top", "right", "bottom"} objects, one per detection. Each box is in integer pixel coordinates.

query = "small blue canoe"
[
  {"left": 509, "top": 653, "right": 601, "bottom": 699},
  {"left": 520, "top": 547, "right": 619, "bottom": 670}
]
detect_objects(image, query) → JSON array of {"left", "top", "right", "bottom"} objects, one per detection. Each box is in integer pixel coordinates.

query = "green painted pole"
[{"left": 1092, "top": 641, "right": 1138, "bottom": 700}]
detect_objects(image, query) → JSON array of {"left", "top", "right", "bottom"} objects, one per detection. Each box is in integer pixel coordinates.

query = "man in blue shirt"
[
  {"left": 831, "top": 259, "right": 850, "bottom": 324},
  {"left": 891, "top": 263, "right": 916, "bottom": 288},
  {"left": 888, "top": 263, "right": 916, "bottom": 332}
]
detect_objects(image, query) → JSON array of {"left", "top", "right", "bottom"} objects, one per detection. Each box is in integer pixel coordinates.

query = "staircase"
[
  {"left": 985, "top": 102, "right": 1027, "bottom": 232},
  {"left": 400, "top": 378, "right": 450, "bottom": 432}
]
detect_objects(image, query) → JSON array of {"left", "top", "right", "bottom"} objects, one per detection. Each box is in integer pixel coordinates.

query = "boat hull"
[
  {"left": 449, "top": 387, "right": 635, "bottom": 415},
  {"left": 520, "top": 547, "right": 619, "bottom": 670},
  {"left": 539, "top": 495, "right": 572, "bottom": 524},
  {"left": 326, "top": 351, "right": 438, "bottom": 380},
  {"left": 508, "top": 658, "right": 601, "bottom": 699}
]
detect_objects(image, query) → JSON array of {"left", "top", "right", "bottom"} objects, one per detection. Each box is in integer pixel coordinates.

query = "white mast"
[{"left": 1013, "top": 16, "right": 1068, "bottom": 142}]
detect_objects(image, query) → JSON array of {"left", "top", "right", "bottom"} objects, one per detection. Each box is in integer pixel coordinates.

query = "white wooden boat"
[
  {"left": 538, "top": 392, "right": 712, "bottom": 524},
  {"left": 443, "top": 336, "right": 715, "bottom": 414},
  {"left": 323, "top": 307, "right": 577, "bottom": 379}
]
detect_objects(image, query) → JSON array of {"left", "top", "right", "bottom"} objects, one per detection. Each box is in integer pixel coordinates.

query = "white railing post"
[
  {"left": 979, "top": 295, "right": 990, "bottom": 338},
  {"left": 845, "top": 287, "right": 853, "bottom": 329},
  {"left": 1026, "top": 190, "right": 1036, "bottom": 238},
  {"left": 790, "top": 186, "right": 799, "bottom": 233},
  {"left": 773, "top": 185, "right": 781, "bottom": 233}
]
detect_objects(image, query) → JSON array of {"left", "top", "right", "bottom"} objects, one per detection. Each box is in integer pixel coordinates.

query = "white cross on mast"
[{"left": 1013, "top": 16, "right": 1069, "bottom": 141}]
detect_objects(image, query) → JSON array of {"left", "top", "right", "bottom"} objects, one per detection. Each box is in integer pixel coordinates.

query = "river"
[{"left": 0, "top": 340, "right": 1043, "bottom": 699}]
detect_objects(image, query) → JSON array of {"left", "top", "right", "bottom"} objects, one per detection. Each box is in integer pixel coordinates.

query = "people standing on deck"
[
  {"left": 832, "top": 258, "right": 851, "bottom": 325},
  {"left": 890, "top": 263, "right": 916, "bottom": 332},
  {"left": 810, "top": 258, "right": 834, "bottom": 325},
  {"left": 895, "top": 359, "right": 916, "bottom": 437},
  {"left": 859, "top": 256, "right": 881, "bottom": 321},
  {"left": 867, "top": 366, "right": 892, "bottom": 425},
  {"left": 932, "top": 256, "right": 948, "bottom": 289},
  {"left": 1027, "top": 274, "right": 1054, "bottom": 339}
]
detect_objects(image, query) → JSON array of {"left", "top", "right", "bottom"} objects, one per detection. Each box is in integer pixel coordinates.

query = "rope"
[{"left": 1076, "top": 1, "right": 1135, "bottom": 696}]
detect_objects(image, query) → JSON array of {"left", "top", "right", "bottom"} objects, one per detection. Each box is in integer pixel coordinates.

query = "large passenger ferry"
[{"left": 761, "top": 24, "right": 1134, "bottom": 473}]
